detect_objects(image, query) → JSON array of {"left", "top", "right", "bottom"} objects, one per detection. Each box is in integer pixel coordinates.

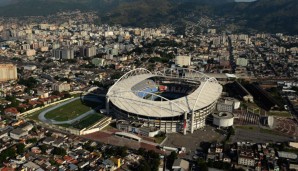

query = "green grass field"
[
  {"left": 26, "top": 105, "right": 58, "bottom": 120},
  {"left": 72, "top": 114, "right": 103, "bottom": 129},
  {"left": 45, "top": 99, "right": 91, "bottom": 121},
  {"left": 268, "top": 111, "right": 291, "bottom": 117}
]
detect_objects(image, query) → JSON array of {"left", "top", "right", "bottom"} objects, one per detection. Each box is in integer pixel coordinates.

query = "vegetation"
[
  {"left": 18, "top": 77, "right": 38, "bottom": 89},
  {"left": 268, "top": 111, "right": 291, "bottom": 117},
  {"left": 154, "top": 132, "right": 166, "bottom": 144},
  {"left": 72, "top": 113, "right": 103, "bottom": 129},
  {"left": 134, "top": 148, "right": 160, "bottom": 171},
  {"left": 0, "top": 0, "right": 296, "bottom": 34},
  {"left": 104, "top": 146, "right": 128, "bottom": 158},
  {"left": 45, "top": 99, "right": 91, "bottom": 121},
  {"left": 52, "top": 147, "right": 66, "bottom": 156},
  {"left": 0, "top": 146, "right": 16, "bottom": 166},
  {"left": 166, "top": 151, "right": 178, "bottom": 170}
]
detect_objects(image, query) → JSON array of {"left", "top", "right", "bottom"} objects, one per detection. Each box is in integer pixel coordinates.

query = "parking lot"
[{"left": 162, "top": 125, "right": 225, "bottom": 153}]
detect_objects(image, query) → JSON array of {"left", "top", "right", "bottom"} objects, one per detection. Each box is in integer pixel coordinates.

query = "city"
[{"left": 0, "top": 1, "right": 297, "bottom": 171}]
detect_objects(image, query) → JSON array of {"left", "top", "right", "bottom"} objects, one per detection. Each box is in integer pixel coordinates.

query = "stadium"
[{"left": 106, "top": 68, "right": 222, "bottom": 134}]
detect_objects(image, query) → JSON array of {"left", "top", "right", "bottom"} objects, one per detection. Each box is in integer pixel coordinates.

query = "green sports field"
[{"left": 44, "top": 99, "right": 91, "bottom": 121}]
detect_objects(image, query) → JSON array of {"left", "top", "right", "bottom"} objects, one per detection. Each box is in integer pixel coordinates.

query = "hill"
[{"left": 0, "top": 0, "right": 296, "bottom": 34}]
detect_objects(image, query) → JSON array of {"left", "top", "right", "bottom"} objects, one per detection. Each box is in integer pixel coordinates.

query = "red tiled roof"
[{"left": 4, "top": 107, "right": 19, "bottom": 114}]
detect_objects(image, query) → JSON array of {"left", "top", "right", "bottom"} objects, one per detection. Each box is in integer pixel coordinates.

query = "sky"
[
  {"left": 235, "top": 0, "right": 257, "bottom": 2},
  {"left": 0, "top": 0, "right": 258, "bottom": 6}
]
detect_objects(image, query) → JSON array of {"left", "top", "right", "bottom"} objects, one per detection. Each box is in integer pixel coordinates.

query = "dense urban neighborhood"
[{"left": 0, "top": 9, "right": 297, "bottom": 171}]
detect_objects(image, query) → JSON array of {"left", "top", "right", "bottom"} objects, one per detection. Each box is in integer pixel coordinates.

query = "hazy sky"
[
  {"left": 0, "top": 0, "right": 258, "bottom": 6},
  {"left": 235, "top": 0, "right": 257, "bottom": 2}
]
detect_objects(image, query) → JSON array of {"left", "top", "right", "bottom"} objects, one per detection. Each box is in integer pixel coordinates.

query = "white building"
[
  {"left": 26, "top": 49, "right": 36, "bottom": 57},
  {"left": 175, "top": 55, "right": 191, "bottom": 67},
  {"left": 52, "top": 82, "right": 71, "bottom": 92},
  {"left": 0, "top": 64, "right": 17, "bottom": 82},
  {"left": 236, "top": 58, "right": 248, "bottom": 67}
]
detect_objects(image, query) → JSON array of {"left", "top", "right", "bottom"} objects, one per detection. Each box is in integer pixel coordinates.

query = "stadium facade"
[{"left": 106, "top": 68, "right": 222, "bottom": 134}]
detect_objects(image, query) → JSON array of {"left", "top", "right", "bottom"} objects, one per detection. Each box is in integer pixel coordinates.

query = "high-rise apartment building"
[
  {"left": 52, "top": 48, "right": 74, "bottom": 60},
  {"left": 52, "top": 82, "right": 71, "bottom": 92},
  {"left": 0, "top": 64, "right": 17, "bottom": 82},
  {"left": 80, "top": 46, "right": 97, "bottom": 57}
]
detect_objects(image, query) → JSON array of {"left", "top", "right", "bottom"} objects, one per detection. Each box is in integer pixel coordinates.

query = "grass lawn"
[
  {"left": 235, "top": 125, "right": 258, "bottom": 131},
  {"left": 154, "top": 135, "right": 166, "bottom": 144},
  {"left": 72, "top": 114, "right": 103, "bottom": 129},
  {"left": 45, "top": 99, "right": 91, "bottom": 121},
  {"left": 268, "top": 111, "right": 291, "bottom": 117},
  {"left": 26, "top": 105, "right": 57, "bottom": 120}
]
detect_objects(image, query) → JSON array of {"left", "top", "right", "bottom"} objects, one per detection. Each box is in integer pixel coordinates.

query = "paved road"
[{"left": 38, "top": 97, "right": 96, "bottom": 124}]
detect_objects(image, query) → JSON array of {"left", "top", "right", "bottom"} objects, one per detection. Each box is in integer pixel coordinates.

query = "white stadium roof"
[{"left": 107, "top": 68, "right": 222, "bottom": 118}]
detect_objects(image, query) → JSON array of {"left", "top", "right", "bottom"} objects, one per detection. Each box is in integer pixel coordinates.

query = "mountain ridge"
[{"left": 0, "top": 0, "right": 297, "bottom": 34}]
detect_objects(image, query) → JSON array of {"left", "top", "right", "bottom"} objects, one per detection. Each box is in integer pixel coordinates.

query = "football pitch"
[{"left": 44, "top": 99, "right": 91, "bottom": 121}]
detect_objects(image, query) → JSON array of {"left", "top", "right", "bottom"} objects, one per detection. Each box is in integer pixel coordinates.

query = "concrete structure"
[
  {"left": 236, "top": 58, "right": 248, "bottom": 67},
  {"left": 217, "top": 102, "right": 234, "bottom": 113},
  {"left": 0, "top": 64, "right": 17, "bottom": 82},
  {"left": 212, "top": 112, "right": 234, "bottom": 127},
  {"left": 107, "top": 68, "right": 222, "bottom": 134},
  {"left": 53, "top": 48, "right": 74, "bottom": 60},
  {"left": 114, "top": 132, "right": 141, "bottom": 142},
  {"left": 172, "top": 159, "right": 190, "bottom": 171},
  {"left": 23, "top": 65, "right": 37, "bottom": 71},
  {"left": 10, "top": 128, "right": 28, "bottom": 140},
  {"left": 80, "top": 46, "right": 97, "bottom": 57},
  {"left": 116, "top": 120, "right": 160, "bottom": 137},
  {"left": 175, "top": 55, "right": 191, "bottom": 67},
  {"left": 26, "top": 49, "right": 36, "bottom": 56},
  {"left": 52, "top": 82, "right": 71, "bottom": 92}
]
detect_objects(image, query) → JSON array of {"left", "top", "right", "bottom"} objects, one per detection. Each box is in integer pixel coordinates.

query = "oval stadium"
[{"left": 106, "top": 68, "right": 222, "bottom": 134}]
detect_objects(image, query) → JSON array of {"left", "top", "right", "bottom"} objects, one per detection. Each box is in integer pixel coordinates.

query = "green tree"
[
  {"left": 26, "top": 138, "right": 38, "bottom": 144},
  {"left": 138, "top": 160, "right": 151, "bottom": 171},
  {"left": 197, "top": 158, "right": 208, "bottom": 171},
  {"left": 52, "top": 147, "right": 66, "bottom": 156},
  {"left": 0, "top": 147, "right": 16, "bottom": 166},
  {"left": 166, "top": 151, "right": 178, "bottom": 170},
  {"left": 16, "top": 143, "right": 25, "bottom": 154}
]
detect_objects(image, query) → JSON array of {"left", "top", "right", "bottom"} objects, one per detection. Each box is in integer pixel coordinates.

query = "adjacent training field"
[
  {"left": 44, "top": 99, "right": 91, "bottom": 121},
  {"left": 72, "top": 114, "right": 104, "bottom": 129}
]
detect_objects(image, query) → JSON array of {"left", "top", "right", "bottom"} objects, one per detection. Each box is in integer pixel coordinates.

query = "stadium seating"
[{"left": 132, "top": 79, "right": 158, "bottom": 98}]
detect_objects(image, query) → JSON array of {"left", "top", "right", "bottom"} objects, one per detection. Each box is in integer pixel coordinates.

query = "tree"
[
  {"left": 116, "top": 146, "right": 128, "bottom": 158},
  {"left": 6, "top": 96, "right": 19, "bottom": 107},
  {"left": 197, "top": 158, "right": 208, "bottom": 171},
  {"left": 16, "top": 143, "right": 25, "bottom": 154},
  {"left": 18, "top": 77, "right": 38, "bottom": 89},
  {"left": 26, "top": 138, "right": 38, "bottom": 144},
  {"left": 166, "top": 151, "right": 178, "bottom": 170},
  {"left": 138, "top": 160, "right": 151, "bottom": 171},
  {"left": 0, "top": 147, "right": 16, "bottom": 166},
  {"left": 39, "top": 144, "right": 48, "bottom": 154},
  {"left": 52, "top": 147, "right": 66, "bottom": 156}
]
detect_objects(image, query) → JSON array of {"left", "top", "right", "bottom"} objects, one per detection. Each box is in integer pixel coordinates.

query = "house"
[
  {"left": 19, "top": 122, "right": 34, "bottom": 132},
  {"left": 43, "top": 137, "right": 55, "bottom": 145},
  {"left": 10, "top": 128, "right": 28, "bottom": 140},
  {"left": 68, "top": 163, "right": 78, "bottom": 171},
  {"left": 4, "top": 107, "right": 20, "bottom": 116},
  {"left": 22, "top": 161, "right": 43, "bottom": 171},
  {"left": 52, "top": 138, "right": 64, "bottom": 147},
  {"left": 102, "top": 159, "right": 117, "bottom": 171},
  {"left": 78, "top": 161, "right": 89, "bottom": 169},
  {"left": 172, "top": 158, "right": 190, "bottom": 171}
]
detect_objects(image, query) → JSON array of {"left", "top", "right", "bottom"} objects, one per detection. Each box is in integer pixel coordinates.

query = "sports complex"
[{"left": 106, "top": 68, "right": 223, "bottom": 134}]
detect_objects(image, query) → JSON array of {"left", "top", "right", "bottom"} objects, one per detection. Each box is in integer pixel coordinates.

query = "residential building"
[{"left": 0, "top": 64, "right": 17, "bottom": 82}]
